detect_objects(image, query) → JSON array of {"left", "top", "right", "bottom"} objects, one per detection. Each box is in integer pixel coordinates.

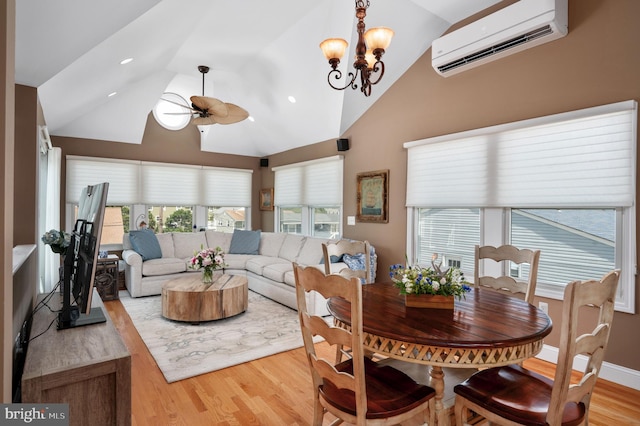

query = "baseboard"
[{"left": 537, "top": 344, "right": 640, "bottom": 391}]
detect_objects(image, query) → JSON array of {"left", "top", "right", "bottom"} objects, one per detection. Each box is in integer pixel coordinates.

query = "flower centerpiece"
[
  {"left": 190, "top": 246, "right": 227, "bottom": 283},
  {"left": 41, "top": 229, "right": 71, "bottom": 255},
  {"left": 389, "top": 254, "right": 471, "bottom": 309}
]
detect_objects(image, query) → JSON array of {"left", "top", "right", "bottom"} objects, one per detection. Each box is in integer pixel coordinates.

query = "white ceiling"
[{"left": 15, "top": 0, "right": 501, "bottom": 157}]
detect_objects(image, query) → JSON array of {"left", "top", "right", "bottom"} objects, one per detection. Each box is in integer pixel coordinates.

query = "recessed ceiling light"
[
  {"left": 120, "top": 58, "right": 133, "bottom": 65},
  {"left": 108, "top": 92, "right": 117, "bottom": 97},
  {"left": 248, "top": 116, "right": 255, "bottom": 122},
  {"left": 288, "top": 96, "right": 296, "bottom": 103}
]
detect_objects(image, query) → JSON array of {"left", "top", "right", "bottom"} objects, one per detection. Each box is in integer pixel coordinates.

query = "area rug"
[{"left": 119, "top": 290, "right": 316, "bottom": 383}]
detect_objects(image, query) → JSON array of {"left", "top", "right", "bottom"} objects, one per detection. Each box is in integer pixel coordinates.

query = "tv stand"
[
  {"left": 22, "top": 290, "right": 131, "bottom": 425},
  {"left": 57, "top": 306, "right": 107, "bottom": 330}
]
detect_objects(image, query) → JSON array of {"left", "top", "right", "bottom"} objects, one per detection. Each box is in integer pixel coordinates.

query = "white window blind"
[
  {"left": 202, "top": 167, "right": 252, "bottom": 206},
  {"left": 141, "top": 162, "right": 201, "bottom": 205},
  {"left": 66, "top": 156, "right": 139, "bottom": 204},
  {"left": 405, "top": 100, "right": 637, "bottom": 208},
  {"left": 273, "top": 156, "right": 343, "bottom": 206},
  {"left": 67, "top": 156, "right": 252, "bottom": 207}
]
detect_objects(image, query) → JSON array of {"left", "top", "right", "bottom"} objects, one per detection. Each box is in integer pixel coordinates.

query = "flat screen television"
[{"left": 58, "top": 182, "right": 109, "bottom": 330}]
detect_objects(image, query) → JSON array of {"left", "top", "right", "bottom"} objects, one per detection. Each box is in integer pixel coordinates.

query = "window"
[
  {"left": 274, "top": 156, "right": 343, "bottom": 236},
  {"left": 207, "top": 207, "right": 246, "bottom": 233},
  {"left": 312, "top": 207, "right": 341, "bottom": 239},
  {"left": 148, "top": 206, "right": 193, "bottom": 233},
  {"left": 279, "top": 207, "right": 302, "bottom": 234},
  {"left": 406, "top": 101, "right": 637, "bottom": 313}
]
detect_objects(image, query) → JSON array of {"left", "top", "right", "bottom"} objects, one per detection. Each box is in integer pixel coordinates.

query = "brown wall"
[
  {"left": 47, "top": 0, "right": 640, "bottom": 373},
  {"left": 14, "top": 85, "right": 38, "bottom": 245}
]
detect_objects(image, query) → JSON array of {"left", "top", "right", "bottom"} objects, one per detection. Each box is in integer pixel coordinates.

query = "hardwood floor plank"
[{"left": 103, "top": 298, "right": 640, "bottom": 426}]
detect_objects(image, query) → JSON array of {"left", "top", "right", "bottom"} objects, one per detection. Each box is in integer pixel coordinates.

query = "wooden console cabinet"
[{"left": 21, "top": 290, "right": 131, "bottom": 426}]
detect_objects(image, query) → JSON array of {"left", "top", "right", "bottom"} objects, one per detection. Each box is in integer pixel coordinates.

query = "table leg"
[{"left": 429, "top": 366, "right": 450, "bottom": 426}]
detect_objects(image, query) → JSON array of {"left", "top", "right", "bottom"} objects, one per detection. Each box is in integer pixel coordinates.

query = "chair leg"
[{"left": 312, "top": 389, "right": 324, "bottom": 426}]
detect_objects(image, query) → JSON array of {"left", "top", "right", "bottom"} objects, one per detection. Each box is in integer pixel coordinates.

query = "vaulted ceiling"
[{"left": 15, "top": 0, "right": 501, "bottom": 157}]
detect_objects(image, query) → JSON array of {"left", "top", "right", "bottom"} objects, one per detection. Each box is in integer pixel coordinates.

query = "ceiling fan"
[{"left": 161, "top": 65, "right": 249, "bottom": 126}]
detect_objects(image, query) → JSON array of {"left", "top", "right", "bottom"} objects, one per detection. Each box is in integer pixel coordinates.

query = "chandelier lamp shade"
[{"left": 320, "top": 0, "right": 394, "bottom": 97}]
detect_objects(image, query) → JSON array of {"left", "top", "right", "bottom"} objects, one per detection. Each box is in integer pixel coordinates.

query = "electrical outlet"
[{"left": 538, "top": 301, "right": 549, "bottom": 314}]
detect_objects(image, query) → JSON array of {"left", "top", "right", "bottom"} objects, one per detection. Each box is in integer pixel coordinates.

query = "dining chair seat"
[
  {"left": 453, "top": 364, "right": 585, "bottom": 426},
  {"left": 322, "top": 357, "right": 436, "bottom": 420}
]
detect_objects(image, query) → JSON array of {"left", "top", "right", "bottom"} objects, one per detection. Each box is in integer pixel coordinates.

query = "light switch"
[{"left": 347, "top": 216, "right": 356, "bottom": 225}]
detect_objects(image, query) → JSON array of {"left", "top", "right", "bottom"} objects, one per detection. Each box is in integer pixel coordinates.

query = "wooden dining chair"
[
  {"left": 293, "top": 263, "right": 436, "bottom": 426},
  {"left": 474, "top": 244, "right": 541, "bottom": 304},
  {"left": 322, "top": 239, "right": 373, "bottom": 284},
  {"left": 454, "top": 270, "right": 620, "bottom": 426},
  {"left": 323, "top": 239, "right": 373, "bottom": 363}
]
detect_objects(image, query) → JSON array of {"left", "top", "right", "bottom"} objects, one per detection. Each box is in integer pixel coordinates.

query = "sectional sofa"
[{"left": 122, "top": 229, "right": 376, "bottom": 316}]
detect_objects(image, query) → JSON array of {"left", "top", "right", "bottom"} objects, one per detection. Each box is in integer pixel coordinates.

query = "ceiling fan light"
[
  {"left": 364, "top": 27, "right": 394, "bottom": 51},
  {"left": 320, "top": 38, "right": 348, "bottom": 61}
]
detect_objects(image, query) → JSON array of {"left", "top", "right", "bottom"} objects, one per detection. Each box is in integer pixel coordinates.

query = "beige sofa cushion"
[
  {"left": 205, "top": 230, "right": 233, "bottom": 252},
  {"left": 246, "top": 256, "right": 289, "bottom": 275},
  {"left": 296, "top": 237, "right": 328, "bottom": 266},
  {"left": 173, "top": 232, "right": 207, "bottom": 259},
  {"left": 155, "top": 233, "right": 175, "bottom": 258},
  {"left": 263, "top": 262, "right": 295, "bottom": 283},
  {"left": 224, "top": 253, "right": 255, "bottom": 270},
  {"left": 142, "top": 257, "right": 186, "bottom": 276},
  {"left": 278, "top": 234, "right": 306, "bottom": 261},
  {"left": 259, "top": 232, "right": 287, "bottom": 257}
]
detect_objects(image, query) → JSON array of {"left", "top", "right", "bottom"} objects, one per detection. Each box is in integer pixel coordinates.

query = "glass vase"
[{"left": 202, "top": 267, "right": 214, "bottom": 284}]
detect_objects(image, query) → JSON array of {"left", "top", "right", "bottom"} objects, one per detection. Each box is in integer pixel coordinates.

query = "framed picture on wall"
[
  {"left": 356, "top": 170, "right": 389, "bottom": 223},
  {"left": 259, "top": 188, "right": 274, "bottom": 211}
]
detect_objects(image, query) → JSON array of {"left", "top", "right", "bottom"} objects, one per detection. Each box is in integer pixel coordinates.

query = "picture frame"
[
  {"left": 259, "top": 188, "right": 274, "bottom": 211},
  {"left": 356, "top": 170, "right": 389, "bottom": 223}
]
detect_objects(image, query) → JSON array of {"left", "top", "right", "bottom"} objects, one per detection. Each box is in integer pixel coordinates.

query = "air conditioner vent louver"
[
  {"left": 437, "top": 25, "right": 554, "bottom": 74},
  {"left": 431, "top": 0, "right": 568, "bottom": 77}
]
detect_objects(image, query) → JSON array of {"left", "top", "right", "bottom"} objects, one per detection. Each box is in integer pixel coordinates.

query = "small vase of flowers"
[
  {"left": 190, "top": 246, "right": 227, "bottom": 283},
  {"left": 389, "top": 254, "right": 471, "bottom": 309},
  {"left": 41, "top": 229, "right": 71, "bottom": 255}
]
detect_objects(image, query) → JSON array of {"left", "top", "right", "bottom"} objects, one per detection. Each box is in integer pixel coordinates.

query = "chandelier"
[{"left": 319, "top": 0, "right": 394, "bottom": 97}]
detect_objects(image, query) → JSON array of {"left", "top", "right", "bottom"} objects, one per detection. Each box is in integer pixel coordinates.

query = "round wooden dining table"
[{"left": 327, "top": 282, "right": 552, "bottom": 426}]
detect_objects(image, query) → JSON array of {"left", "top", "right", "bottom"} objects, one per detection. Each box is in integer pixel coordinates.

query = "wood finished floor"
[{"left": 103, "top": 298, "right": 640, "bottom": 425}]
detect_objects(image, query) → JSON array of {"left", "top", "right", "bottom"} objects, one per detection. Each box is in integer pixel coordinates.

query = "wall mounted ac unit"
[{"left": 432, "top": 0, "right": 568, "bottom": 77}]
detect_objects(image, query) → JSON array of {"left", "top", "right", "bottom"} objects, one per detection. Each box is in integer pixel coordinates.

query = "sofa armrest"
[
  {"left": 122, "top": 249, "right": 143, "bottom": 297},
  {"left": 122, "top": 249, "right": 142, "bottom": 267}
]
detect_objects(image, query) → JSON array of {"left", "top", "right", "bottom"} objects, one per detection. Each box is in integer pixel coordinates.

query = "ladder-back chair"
[{"left": 293, "top": 263, "right": 435, "bottom": 426}]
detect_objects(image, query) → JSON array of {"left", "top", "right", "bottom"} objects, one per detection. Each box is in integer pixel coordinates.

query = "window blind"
[
  {"left": 66, "top": 156, "right": 252, "bottom": 207},
  {"left": 405, "top": 100, "right": 637, "bottom": 208},
  {"left": 202, "top": 167, "right": 252, "bottom": 206},
  {"left": 141, "top": 162, "right": 201, "bottom": 205},
  {"left": 273, "top": 156, "right": 343, "bottom": 206},
  {"left": 66, "top": 156, "right": 139, "bottom": 204}
]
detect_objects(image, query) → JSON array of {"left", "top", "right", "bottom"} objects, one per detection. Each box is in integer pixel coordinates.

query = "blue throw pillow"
[
  {"left": 343, "top": 253, "right": 366, "bottom": 270},
  {"left": 320, "top": 254, "right": 343, "bottom": 264},
  {"left": 129, "top": 229, "right": 162, "bottom": 261},
  {"left": 229, "top": 229, "right": 261, "bottom": 254}
]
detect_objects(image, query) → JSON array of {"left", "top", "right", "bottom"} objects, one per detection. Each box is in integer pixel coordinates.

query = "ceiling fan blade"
[
  {"left": 160, "top": 97, "right": 195, "bottom": 111},
  {"left": 214, "top": 103, "right": 250, "bottom": 125},
  {"left": 190, "top": 96, "right": 229, "bottom": 118}
]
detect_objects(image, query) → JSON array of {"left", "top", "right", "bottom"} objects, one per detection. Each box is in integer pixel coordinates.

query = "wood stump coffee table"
[{"left": 161, "top": 273, "right": 248, "bottom": 323}]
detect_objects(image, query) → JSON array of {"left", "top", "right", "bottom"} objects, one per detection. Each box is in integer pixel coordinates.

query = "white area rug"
[{"left": 119, "top": 290, "right": 312, "bottom": 383}]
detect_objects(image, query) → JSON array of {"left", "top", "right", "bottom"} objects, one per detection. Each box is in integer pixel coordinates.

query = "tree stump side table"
[{"left": 161, "top": 273, "right": 248, "bottom": 323}]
